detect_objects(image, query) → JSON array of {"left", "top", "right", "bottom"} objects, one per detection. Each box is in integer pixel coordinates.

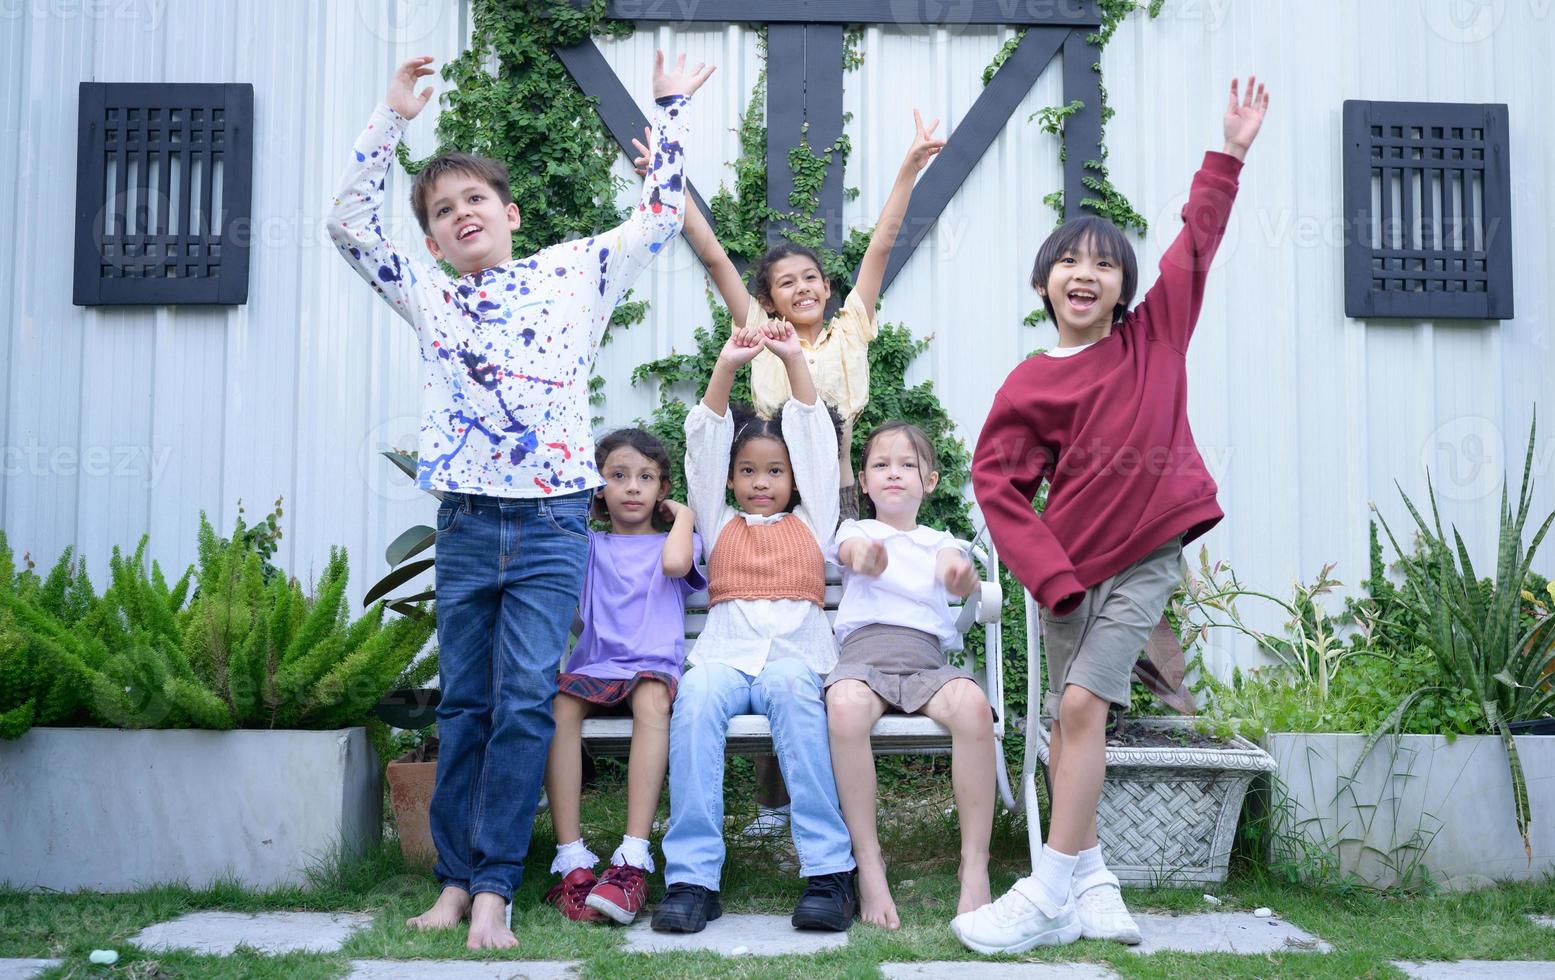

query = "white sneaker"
[
  {"left": 1075, "top": 883, "right": 1142, "bottom": 944},
  {"left": 949, "top": 877, "right": 1082, "bottom": 954},
  {"left": 739, "top": 806, "right": 790, "bottom": 840}
]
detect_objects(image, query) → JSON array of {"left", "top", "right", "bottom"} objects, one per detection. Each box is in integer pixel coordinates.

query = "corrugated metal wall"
[{"left": 4, "top": 1, "right": 1552, "bottom": 672}]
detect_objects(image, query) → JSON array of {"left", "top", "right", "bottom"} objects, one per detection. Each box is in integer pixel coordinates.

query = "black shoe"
[
  {"left": 651, "top": 882, "right": 722, "bottom": 933},
  {"left": 791, "top": 871, "right": 857, "bottom": 931}
]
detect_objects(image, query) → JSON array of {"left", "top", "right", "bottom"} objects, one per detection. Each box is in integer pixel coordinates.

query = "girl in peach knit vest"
[{"left": 650, "top": 320, "right": 859, "bottom": 936}]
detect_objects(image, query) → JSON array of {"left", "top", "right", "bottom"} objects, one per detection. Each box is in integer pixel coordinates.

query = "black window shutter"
[
  {"left": 1342, "top": 99, "right": 1512, "bottom": 320},
  {"left": 73, "top": 82, "right": 254, "bottom": 306}
]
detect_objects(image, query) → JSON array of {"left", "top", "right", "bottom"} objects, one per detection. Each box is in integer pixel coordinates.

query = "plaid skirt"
[{"left": 556, "top": 669, "right": 678, "bottom": 709}]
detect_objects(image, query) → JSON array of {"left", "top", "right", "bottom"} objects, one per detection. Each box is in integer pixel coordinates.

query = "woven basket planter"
[{"left": 1035, "top": 717, "right": 1276, "bottom": 887}]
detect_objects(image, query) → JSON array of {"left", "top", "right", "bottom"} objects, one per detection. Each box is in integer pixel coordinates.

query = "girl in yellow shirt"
[{"left": 634, "top": 110, "right": 945, "bottom": 521}]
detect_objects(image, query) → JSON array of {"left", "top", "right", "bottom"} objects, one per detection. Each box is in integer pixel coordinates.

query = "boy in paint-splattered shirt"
[
  {"left": 328, "top": 55, "right": 700, "bottom": 495},
  {"left": 326, "top": 53, "right": 714, "bottom": 952}
]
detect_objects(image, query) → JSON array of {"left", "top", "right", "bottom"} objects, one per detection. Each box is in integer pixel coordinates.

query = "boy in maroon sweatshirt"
[{"left": 954, "top": 78, "right": 1270, "bottom": 954}]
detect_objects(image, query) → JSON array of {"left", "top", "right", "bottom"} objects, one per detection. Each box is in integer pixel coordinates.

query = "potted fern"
[{"left": 0, "top": 506, "right": 435, "bottom": 892}]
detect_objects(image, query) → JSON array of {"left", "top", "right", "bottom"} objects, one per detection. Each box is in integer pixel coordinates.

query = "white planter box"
[
  {"left": 1264, "top": 733, "right": 1555, "bottom": 887},
  {"left": 0, "top": 728, "right": 381, "bottom": 892}
]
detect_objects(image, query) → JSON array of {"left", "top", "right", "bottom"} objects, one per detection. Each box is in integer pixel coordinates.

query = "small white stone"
[
  {"left": 731, "top": 945, "right": 751, "bottom": 956},
  {"left": 1202, "top": 894, "right": 1222, "bottom": 906},
  {"left": 89, "top": 950, "right": 120, "bottom": 965},
  {"left": 1253, "top": 907, "right": 1273, "bottom": 918}
]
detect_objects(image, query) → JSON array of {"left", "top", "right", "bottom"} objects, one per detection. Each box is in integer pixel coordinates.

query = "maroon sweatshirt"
[{"left": 972, "top": 150, "right": 1242, "bottom": 614}]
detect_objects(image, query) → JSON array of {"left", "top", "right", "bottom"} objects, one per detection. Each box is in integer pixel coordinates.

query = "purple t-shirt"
[{"left": 564, "top": 530, "right": 707, "bottom": 680}]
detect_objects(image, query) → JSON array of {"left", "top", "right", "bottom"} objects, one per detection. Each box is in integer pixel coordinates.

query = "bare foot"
[
  {"left": 466, "top": 891, "right": 518, "bottom": 950},
  {"left": 855, "top": 853, "right": 901, "bottom": 930},
  {"left": 956, "top": 860, "right": 992, "bottom": 915},
  {"left": 406, "top": 885, "right": 471, "bottom": 930}
]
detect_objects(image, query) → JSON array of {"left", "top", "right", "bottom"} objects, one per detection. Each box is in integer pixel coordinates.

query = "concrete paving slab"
[
  {"left": 1130, "top": 912, "right": 1331, "bottom": 955},
  {"left": 882, "top": 963, "right": 1118, "bottom": 978},
  {"left": 129, "top": 910, "right": 374, "bottom": 955},
  {"left": 348, "top": 961, "right": 581, "bottom": 979},
  {"left": 621, "top": 913, "right": 849, "bottom": 955},
  {"left": 0, "top": 961, "right": 62, "bottom": 980},
  {"left": 1394, "top": 962, "right": 1555, "bottom": 979}
]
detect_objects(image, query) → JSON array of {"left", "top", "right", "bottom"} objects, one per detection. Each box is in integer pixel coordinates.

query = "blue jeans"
[
  {"left": 430, "top": 490, "right": 589, "bottom": 903},
  {"left": 663, "top": 658, "right": 856, "bottom": 889}
]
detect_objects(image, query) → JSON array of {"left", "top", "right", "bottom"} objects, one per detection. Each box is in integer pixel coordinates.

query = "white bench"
[{"left": 580, "top": 543, "right": 1022, "bottom": 811}]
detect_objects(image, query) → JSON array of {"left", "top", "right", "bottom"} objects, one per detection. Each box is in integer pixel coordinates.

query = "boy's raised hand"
[
  {"left": 387, "top": 55, "right": 436, "bottom": 121},
  {"left": 653, "top": 50, "right": 717, "bottom": 100},
  {"left": 902, "top": 109, "right": 947, "bottom": 173},
  {"left": 1223, "top": 76, "right": 1270, "bottom": 161}
]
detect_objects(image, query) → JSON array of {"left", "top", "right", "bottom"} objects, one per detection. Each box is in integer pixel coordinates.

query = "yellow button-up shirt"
[{"left": 748, "top": 288, "right": 878, "bottom": 421}]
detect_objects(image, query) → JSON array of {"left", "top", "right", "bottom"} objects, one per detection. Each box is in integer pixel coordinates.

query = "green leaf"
[{"left": 386, "top": 526, "right": 436, "bottom": 568}]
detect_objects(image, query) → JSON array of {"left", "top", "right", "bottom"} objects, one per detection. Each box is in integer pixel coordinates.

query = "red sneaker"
[
  {"left": 544, "top": 866, "right": 604, "bottom": 922},
  {"left": 585, "top": 862, "right": 648, "bottom": 924}
]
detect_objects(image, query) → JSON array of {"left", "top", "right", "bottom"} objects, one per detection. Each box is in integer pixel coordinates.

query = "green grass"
[{"left": 3, "top": 757, "right": 1553, "bottom": 978}]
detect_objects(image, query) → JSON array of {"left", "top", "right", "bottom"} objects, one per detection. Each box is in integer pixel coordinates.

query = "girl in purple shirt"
[{"left": 542, "top": 428, "right": 705, "bottom": 926}]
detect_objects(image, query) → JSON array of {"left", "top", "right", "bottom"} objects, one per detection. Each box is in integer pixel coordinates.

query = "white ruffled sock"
[
  {"left": 549, "top": 838, "right": 599, "bottom": 876},
  {"left": 611, "top": 834, "right": 655, "bottom": 872}
]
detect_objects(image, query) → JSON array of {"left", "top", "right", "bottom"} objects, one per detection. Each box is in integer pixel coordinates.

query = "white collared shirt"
[{"left": 829, "top": 519, "right": 968, "bottom": 651}]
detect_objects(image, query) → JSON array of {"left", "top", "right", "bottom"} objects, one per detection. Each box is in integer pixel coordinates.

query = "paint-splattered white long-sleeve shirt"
[{"left": 327, "top": 95, "right": 690, "bottom": 496}]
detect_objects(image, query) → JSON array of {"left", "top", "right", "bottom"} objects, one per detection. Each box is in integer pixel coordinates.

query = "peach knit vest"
[{"left": 706, "top": 515, "right": 826, "bottom": 607}]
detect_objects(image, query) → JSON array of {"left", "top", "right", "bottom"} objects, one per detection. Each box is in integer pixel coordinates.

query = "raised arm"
[
  {"left": 1135, "top": 77, "right": 1268, "bottom": 351},
  {"left": 659, "top": 499, "right": 698, "bottom": 578},
  {"left": 633, "top": 129, "right": 750, "bottom": 327},
  {"left": 758, "top": 320, "right": 818, "bottom": 406},
  {"left": 589, "top": 53, "right": 715, "bottom": 329},
  {"left": 852, "top": 109, "right": 946, "bottom": 311},
  {"left": 699, "top": 325, "right": 766, "bottom": 417},
  {"left": 325, "top": 55, "right": 442, "bottom": 324}
]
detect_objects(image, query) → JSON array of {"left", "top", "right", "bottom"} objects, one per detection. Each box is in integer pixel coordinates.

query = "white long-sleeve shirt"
[
  {"left": 326, "top": 96, "right": 691, "bottom": 496},
  {"left": 684, "top": 398, "right": 840, "bottom": 677}
]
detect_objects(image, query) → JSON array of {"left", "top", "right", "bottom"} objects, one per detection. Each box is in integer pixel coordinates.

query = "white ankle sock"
[
  {"left": 549, "top": 838, "right": 599, "bottom": 876},
  {"left": 611, "top": 834, "right": 655, "bottom": 872},
  {"left": 1072, "top": 843, "right": 1119, "bottom": 895},
  {"left": 1029, "top": 845, "right": 1078, "bottom": 914}
]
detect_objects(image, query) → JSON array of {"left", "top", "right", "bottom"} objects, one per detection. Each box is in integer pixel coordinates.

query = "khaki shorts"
[{"left": 1038, "top": 537, "right": 1186, "bottom": 719}]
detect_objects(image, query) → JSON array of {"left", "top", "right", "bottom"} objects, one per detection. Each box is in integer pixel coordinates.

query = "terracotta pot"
[{"left": 386, "top": 753, "right": 438, "bottom": 863}]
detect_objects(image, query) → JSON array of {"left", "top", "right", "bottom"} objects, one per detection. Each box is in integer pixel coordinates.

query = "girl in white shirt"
[{"left": 826, "top": 421, "right": 996, "bottom": 930}]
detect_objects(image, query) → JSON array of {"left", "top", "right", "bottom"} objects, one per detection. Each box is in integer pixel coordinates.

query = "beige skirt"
[{"left": 823, "top": 623, "right": 980, "bottom": 715}]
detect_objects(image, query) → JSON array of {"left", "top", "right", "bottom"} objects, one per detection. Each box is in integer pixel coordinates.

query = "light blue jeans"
[{"left": 663, "top": 658, "right": 856, "bottom": 889}]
